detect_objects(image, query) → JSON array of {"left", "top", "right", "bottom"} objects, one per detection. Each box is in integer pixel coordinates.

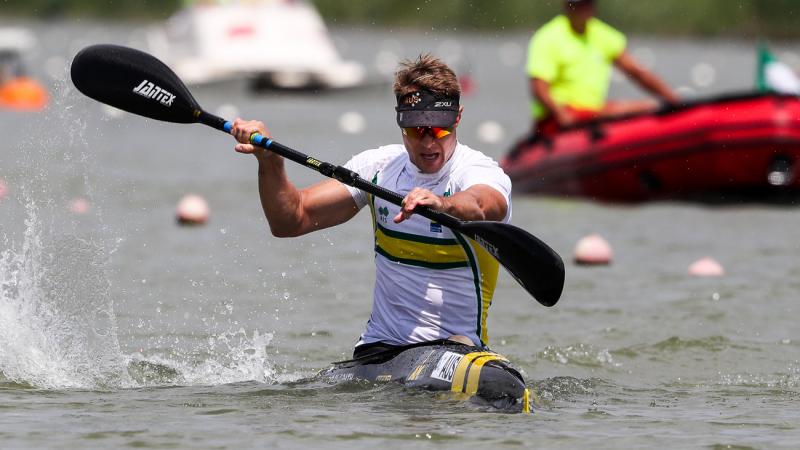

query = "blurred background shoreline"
[{"left": 2, "top": 0, "right": 800, "bottom": 39}]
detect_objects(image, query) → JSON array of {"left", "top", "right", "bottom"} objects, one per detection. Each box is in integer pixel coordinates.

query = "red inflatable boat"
[{"left": 502, "top": 93, "right": 800, "bottom": 202}]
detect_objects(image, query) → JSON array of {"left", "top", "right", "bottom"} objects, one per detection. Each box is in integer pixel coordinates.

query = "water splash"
[
  {"left": 0, "top": 203, "right": 129, "bottom": 389},
  {"left": 127, "top": 329, "right": 278, "bottom": 386},
  {"left": 537, "top": 343, "right": 619, "bottom": 368},
  {"left": 1, "top": 204, "right": 284, "bottom": 390}
]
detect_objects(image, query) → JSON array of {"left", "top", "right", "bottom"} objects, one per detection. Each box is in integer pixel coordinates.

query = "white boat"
[{"left": 146, "top": 0, "right": 366, "bottom": 90}]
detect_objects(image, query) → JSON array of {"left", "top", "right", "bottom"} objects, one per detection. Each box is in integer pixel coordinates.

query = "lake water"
[{"left": 1, "top": 19, "right": 800, "bottom": 449}]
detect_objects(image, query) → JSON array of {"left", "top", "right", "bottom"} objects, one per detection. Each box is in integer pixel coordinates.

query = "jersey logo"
[
  {"left": 378, "top": 206, "right": 389, "bottom": 223},
  {"left": 430, "top": 222, "right": 442, "bottom": 233}
]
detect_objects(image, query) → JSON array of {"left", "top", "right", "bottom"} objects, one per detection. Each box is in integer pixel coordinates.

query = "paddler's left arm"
[
  {"left": 615, "top": 51, "right": 680, "bottom": 105},
  {"left": 393, "top": 185, "right": 507, "bottom": 224}
]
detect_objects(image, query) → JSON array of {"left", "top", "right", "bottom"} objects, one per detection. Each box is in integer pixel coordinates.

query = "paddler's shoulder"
[
  {"left": 344, "top": 144, "right": 406, "bottom": 170},
  {"left": 450, "top": 142, "right": 504, "bottom": 173}
]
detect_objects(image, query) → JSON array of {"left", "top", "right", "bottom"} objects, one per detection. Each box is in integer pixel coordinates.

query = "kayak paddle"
[{"left": 69, "top": 44, "right": 565, "bottom": 307}]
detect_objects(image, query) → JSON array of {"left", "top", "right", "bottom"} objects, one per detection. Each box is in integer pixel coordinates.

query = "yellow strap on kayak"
[
  {"left": 464, "top": 354, "right": 509, "bottom": 396},
  {"left": 523, "top": 388, "right": 531, "bottom": 414},
  {"left": 450, "top": 352, "right": 494, "bottom": 393}
]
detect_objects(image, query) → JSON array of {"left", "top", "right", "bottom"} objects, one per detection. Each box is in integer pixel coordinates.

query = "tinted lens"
[{"left": 402, "top": 127, "right": 452, "bottom": 139}]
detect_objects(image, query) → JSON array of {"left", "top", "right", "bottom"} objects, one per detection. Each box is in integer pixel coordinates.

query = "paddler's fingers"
[
  {"left": 231, "top": 118, "right": 270, "bottom": 144},
  {"left": 394, "top": 189, "right": 428, "bottom": 223},
  {"left": 234, "top": 143, "right": 258, "bottom": 154},
  {"left": 394, "top": 195, "right": 413, "bottom": 223}
]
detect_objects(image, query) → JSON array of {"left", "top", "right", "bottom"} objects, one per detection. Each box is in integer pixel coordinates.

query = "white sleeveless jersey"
[{"left": 342, "top": 143, "right": 512, "bottom": 347}]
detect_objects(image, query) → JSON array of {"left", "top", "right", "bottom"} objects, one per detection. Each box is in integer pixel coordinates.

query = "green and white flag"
[{"left": 757, "top": 43, "right": 800, "bottom": 95}]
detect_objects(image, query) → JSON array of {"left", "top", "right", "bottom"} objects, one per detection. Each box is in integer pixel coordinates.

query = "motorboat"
[
  {"left": 502, "top": 93, "right": 800, "bottom": 203},
  {"left": 145, "top": 0, "right": 366, "bottom": 90}
]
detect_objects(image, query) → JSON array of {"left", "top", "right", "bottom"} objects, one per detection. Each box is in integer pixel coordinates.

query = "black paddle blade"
[
  {"left": 459, "top": 222, "right": 565, "bottom": 307},
  {"left": 71, "top": 44, "right": 201, "bottom": 124}
]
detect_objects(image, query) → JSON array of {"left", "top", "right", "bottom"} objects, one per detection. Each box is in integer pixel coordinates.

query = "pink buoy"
[
  {"left": 573, "top": 234, "right": 613, "bottom": 265},
  {"left": 176, "top": 194, "right": 210, "bottom": 225},
  {"left": 688, "top": 257, "right": 724, "bottom": 277},
  {"left": 0, "top": 178, "right": 7, "bottom": 202},
  {"left": 68, "top": 197, "right": 90, "bottom": 214}
]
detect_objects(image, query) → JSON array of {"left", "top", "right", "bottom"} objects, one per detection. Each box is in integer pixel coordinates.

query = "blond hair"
[{"left": 393, "top": 54, "right": 461, "bottom": 98}]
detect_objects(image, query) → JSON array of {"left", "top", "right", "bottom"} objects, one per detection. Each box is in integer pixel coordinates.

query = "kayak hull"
[
  {"left": 319, "top": 340, "right": 529, "bottom": 413},
  {"left": 502, "top": 93, "right": 800, "bottom": 203}
]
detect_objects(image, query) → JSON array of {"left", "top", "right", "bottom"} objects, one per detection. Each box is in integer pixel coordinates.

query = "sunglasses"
[{"left": 402, "top": 126, "right": 453, "bottom": 139}]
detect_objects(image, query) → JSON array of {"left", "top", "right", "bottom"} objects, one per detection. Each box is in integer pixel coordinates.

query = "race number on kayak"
[{"left": 430, "top": 351, "right": 464, "bottom": 382}]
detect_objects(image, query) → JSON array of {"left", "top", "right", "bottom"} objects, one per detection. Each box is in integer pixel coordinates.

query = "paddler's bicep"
[{"left": 296, "top": 179, "right": 361, "bottom": 233}]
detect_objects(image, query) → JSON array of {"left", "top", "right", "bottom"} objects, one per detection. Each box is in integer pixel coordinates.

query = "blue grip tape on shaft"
[{"left": 223, "top": 122, "right": 233, "bottom": 133}]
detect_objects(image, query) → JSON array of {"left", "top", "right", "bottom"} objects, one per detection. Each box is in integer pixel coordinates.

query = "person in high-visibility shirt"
[{"left": 527, "top": 0, "right": 679, "bottom": 137}]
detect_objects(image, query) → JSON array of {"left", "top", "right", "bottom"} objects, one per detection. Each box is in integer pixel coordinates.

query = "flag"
[{"left": 757, "top": 43, "right": 800, "bottom": 95}]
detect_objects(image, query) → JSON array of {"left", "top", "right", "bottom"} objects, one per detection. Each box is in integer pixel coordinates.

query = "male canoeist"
[
  {"left": 230, "top": 55, "right": 511, "bottom": 358},
  {"left": 527, "top": 0, "right": 679, "bottom": 137}
]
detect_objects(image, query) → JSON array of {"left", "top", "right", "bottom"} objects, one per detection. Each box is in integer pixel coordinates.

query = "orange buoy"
[
  {"left": 688, "top": 257, "right": 724, "bottom": 277},
  {"left": 176, "top": 194, "right": 210, "bottom": 225},
  {"left": 573, "top": 233, "right": 613, "bottom": 265},
  {"left": 0, "top": 77, "right": 49, "bottom": 111}
]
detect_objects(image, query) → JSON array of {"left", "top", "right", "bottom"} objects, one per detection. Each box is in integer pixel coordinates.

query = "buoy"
[
  {"left": 476, "top": 120, "right": 505, "bottom": 144},
  {"left": 68, "top": 197, "right": 90, "bottom": 214},
  {"left": 338, "top": 111, "right": 366, "bottom": 135},
  {"left": 573, "top": 234, "right": 613, "bottom": 265},
  {"left": 176, "top": 194, "right": 210, "bottom": 225},
  {"left": 690, "top": 62, "right": 716, "bottom": 88},
  {"left": 0, "top": 178, "right": 8, "bottom": 202},
  {"left": 0, "top": 77, "right": 49, "bottom": 111},
  {"left": 688, "top": 257, "right": 724, "bottom": 277}
]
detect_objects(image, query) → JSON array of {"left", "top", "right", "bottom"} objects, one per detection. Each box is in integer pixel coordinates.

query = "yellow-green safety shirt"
[{"left": 526, "top": 15, "right": 626, "bottom": 119}]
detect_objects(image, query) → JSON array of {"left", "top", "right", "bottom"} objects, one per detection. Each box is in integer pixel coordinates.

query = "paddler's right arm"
[{"left": 231, "top": 119, "right": 360, "bottom": 237}]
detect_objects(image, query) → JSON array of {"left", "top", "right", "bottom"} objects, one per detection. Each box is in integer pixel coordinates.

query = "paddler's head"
[
  {"left": 564, "top": 0, "right": 595, "bottom": 34},
  {"left": 393, "top": 54, "right": 462, "bottom": 174}
]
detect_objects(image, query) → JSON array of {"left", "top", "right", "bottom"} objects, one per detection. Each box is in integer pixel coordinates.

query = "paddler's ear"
[{"left": 453, "top": 105, "right": 464, "bottom": 128}]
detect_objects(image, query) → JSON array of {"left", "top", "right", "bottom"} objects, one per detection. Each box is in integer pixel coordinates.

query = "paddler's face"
[{"left": 401, "top": 107, "right": 462, "bottom": 174}]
